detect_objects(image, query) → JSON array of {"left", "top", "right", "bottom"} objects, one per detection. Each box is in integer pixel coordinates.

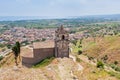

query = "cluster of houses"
[{"left": 0, "top": 27, "right": 55, "bottom": 44}]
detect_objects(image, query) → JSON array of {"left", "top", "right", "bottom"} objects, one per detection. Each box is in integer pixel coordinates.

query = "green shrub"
[
  {"left": 76, "top": 57, "right": 81, "bottom": 62},
  {"left": 78, "top": 50, "right": 82, "bottom": 55},
  {"left": 7, "top": 44, "right": 12, "bottom": 49},
  {"left": 102, "top": 55, "right": 108, "bottom": 61},
  {"left": 110, "top": 64, "right": 120, "bottom": 72},
  {"left": 97, "top": 61, "right": 104, "bottom": 69},
  {"left": 78, "top": 45, "right": 82, "bottom": 48},
  {"left": 88, "top": 56, "right": 94, "bottom": 60},
  {"left": 108, "top": 71, "right": 120, "bottom": 79},
  {"left": 115, "top": 66, "right": 120, "bottom": 72},
  {"left": 42, "top": 38, "right": 46, "bottom": 41},
  {"left": 0, "top": 44, "right": 5, "bottom": 48},
  {"left": 79, "top": 39, "right": 83, "bottom": 44},
  {"left": 101, "top": 55, "right": 108, "bottom": 63},
  {"left": 114, "top": 61, "right": 118, "bottom": 65},
  {"left": 0, "top": 56, "right": 3, "bottom": 61},
  {"left": 110, "top": 64, "right": 116, "bottom": 69},
  {"left": 71, "top": 40, "right": 77, "bottom": 46}
]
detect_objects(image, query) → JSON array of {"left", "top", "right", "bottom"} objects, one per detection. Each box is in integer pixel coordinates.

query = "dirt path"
[
  {"left": 70, "top": 54, "right": 84, "bottom": 71},
  {"left": 44, "top": 58, "right": 84, "bottom": 80}
]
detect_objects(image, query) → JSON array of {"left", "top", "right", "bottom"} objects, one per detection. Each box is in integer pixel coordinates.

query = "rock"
[{"left": 13, "top": 66, "right": 19, "bottom": 71}]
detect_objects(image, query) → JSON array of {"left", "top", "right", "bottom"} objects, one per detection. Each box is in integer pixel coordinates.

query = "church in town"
[{"left": 22, "top": 25, "right": 69, "bottom": 66}]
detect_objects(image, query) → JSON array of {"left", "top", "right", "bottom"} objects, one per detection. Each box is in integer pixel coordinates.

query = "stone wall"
[
  {"left": 22, "top": 48, "right": 55, "bottom": 66},
  {"left": 33, "top": 48, "right": 55, "bottom": 63},
  {"left": 22, "top": 57, "right": 36, "bottom": 67}
]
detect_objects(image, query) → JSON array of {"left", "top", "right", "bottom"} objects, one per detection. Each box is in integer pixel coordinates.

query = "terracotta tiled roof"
[{"left": 33, "top": 40, "right": 55, "bottom": 49}]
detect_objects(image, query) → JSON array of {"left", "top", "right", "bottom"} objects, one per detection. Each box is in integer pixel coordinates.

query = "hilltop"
[
  {"left": 0, "top": 53, "right": 119, "bottom": 80},
  {"left": 1, "top": 35, "right": 120, "bottom": 80},
  {"left": 0, "top": 58, "right": 82, "bottom": 80}
]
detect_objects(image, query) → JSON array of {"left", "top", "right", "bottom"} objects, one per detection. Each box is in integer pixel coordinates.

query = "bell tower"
[{"left": 55, "top": 25, "right": 69, "bottom": 58}]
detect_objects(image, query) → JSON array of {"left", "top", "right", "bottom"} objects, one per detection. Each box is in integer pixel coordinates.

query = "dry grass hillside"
[
  {"left": 0, "top": 53, "right": 15, "bottom": 68},
  {"left": 83, "top": 35, "right": 120, "bottom": 66}
]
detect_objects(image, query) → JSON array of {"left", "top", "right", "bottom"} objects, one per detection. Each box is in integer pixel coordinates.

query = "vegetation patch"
[
  {"left": 91, "top": 70, "right": 108, "bottom": 79},
  {"left": 97, "top": 60, "right": 104, "bottom": 69},
  {"left": 76, "top": 57, "right": 82, "bottom": 62},
  {"left": 109, "top": 64, "right": 120, "bottom": 72},
  {"left": 108, "top": 71, "right": 120, "bottom": 79},
  {"left": 72, "top": 40, "right": 82, "bottom": 53},
  {"left": 33, "top": 57, "right": 55, "bottom": 68},
  {"left": 0, "top": 56, "right": 3, "bottom": 61}
]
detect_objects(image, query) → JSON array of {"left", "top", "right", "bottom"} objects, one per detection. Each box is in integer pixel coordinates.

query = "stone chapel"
[{"left": 22, "top": 25, "right": 69, "bottom": 66}]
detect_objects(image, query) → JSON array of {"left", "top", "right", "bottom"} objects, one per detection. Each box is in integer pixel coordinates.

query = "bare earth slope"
[
  {"left": 0, "top": 58, "right": 83, "bottom": 80},
  {"left": 0, "top": 56, "right": 118, "bottom": 80}
]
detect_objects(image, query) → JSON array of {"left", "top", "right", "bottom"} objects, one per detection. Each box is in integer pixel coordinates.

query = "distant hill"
[
  {"left": 0, "top": 16, "right": 53, "bottom": 21},
  {"left": 1, "top": 14, "right": 120, "bottom": 29},
  {"left": 1, "top": 14, "right": 120, "bottom": 21}
]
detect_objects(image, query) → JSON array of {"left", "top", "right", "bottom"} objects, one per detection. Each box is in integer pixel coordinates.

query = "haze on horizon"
[{"left": 0, "top": 0, "right": 120, "bottom": 18}]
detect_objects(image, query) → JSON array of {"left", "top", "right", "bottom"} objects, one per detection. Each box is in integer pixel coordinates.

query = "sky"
[{"left": 0, "top": 0, "right": 120, "bottom": 17}]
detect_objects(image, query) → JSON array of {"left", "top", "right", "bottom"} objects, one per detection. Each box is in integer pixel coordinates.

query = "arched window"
[{"left": 62, "top": 35, "right": 65, "bottom": 40}]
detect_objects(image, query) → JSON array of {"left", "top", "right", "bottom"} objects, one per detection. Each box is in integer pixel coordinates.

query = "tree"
[
  {"left": 12, "top": 41, "right": 21, "bottom": 66},
  {"left": 12, "top": 46, "right": 19, "bottom": 66},
  {"left": 16, "top": 42, "right": 21, "bottom": 63}
]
